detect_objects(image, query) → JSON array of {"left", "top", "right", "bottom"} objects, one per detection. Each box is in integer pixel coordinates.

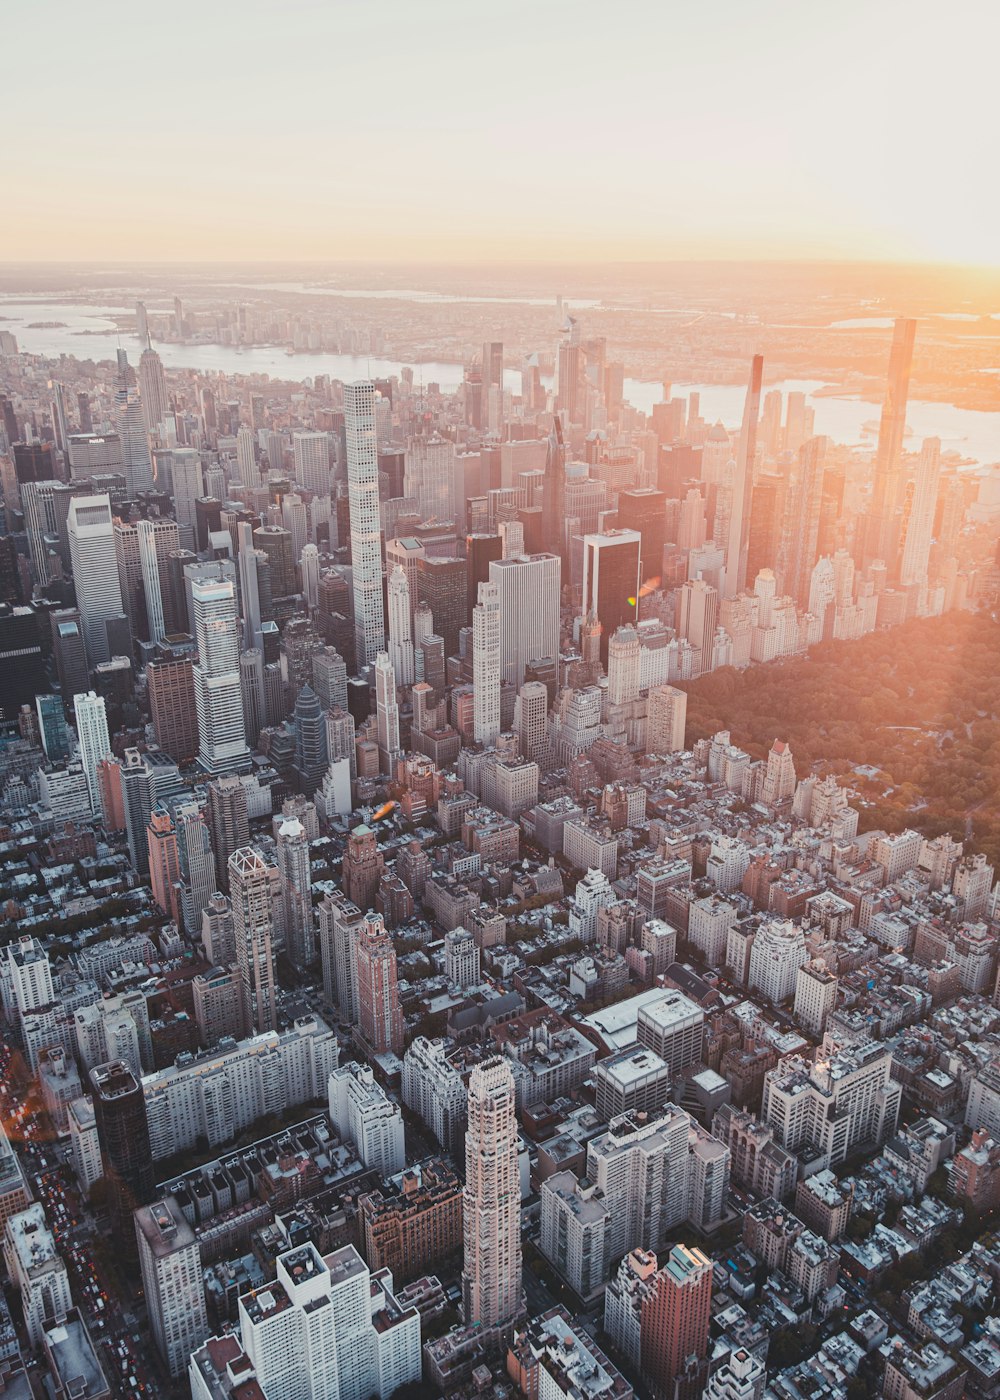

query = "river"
[{"left": 2, "top": 298, "right": 998, "bottom": 465}]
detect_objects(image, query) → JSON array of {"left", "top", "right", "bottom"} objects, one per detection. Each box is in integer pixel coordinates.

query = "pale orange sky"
[{"left": 4, "top": 0, "right": 997, "bottom": 266}]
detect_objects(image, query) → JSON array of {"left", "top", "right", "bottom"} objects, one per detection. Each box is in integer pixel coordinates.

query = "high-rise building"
[
  {"left": 748, "top": 918, "right": 807, "bottom": 1003},
  {"left": 462, "top": 1056, "right": 522, "bottom": 1332},
  {"left": 136, "top": 518, "right": 168, "bottom": 644},
  {"left": 147, "top": 647, "right": 199, "bottom": 763},
  {"left": 646, "top": 684, "right": 687, "bottom": 754},
  {"left": 865, "top": 317, "right": 917, "bottom": 571},
  {"left": 135, "top": 1197, "right": 208, "bottom": 1378},
  {"left": 175, "top": 802, "right": 217, "bottom": 934},
  {"left": 89, "top": 1060, "right": 154, "bottom": 1233},
  {"left": 5, "top": 1203, "right": 73, "bottom": 1346},
  {"left": 677, "top": 577, "right": 719, "bottom": 671},
  {"left": 899, "top": 437, "right": 942, "bottom": 588},
  {"left": 67, "top": 494, "right": 124, "bottom": 667},
  {"left": 138, "top": 346, "right": 168, "bottom": 438},
  {"left": 490, "top": 553, "right": 561, "bottom": 687},
  {"left": 147, "top": 808, "right": 180, "bottom": 924},
  {"left": 345, "top": 381, "right": 386, "bottom": 667},
  {"left": 355, "top": 912, "right": 404, "bottom": 1056},
  {"left": 228, "top": 846, "right": 278, "bottom": 1036},
  {"left": 276, "top": 816, "right": 314, "bottom": 967},
  {"left": 582, "top": 531, "right": 641, "bottom": 665},
  {"left": 724, "top": 355, "right": 763, "bottom": 598},
  {"left": 781, "top": 436, "right": 826, "bottom": 607},
  {"left": 387, "top": 565, "right": 415, "bottom": 686},
  {"left": 472, "top": 579, "right": 501, "bottom": 745},
  {"left": 73, "top": 690, "right": 111, "bottom": 813},
  {"left": 192, "top": 572, "right": 249, "bottom": 774},
  {"left": 114, "top": 350, "right": 154, "bottom": 495},
  {"left": 374, "top": 652, "right": 401, "bottom": 774},
  {"left": 236, "top": 424, "right": 257, "bottom": 488},
  {"left": 641, "top": 1245, "right": 713, "bottom": 1400},
  {"left": 293, "top": 430, "right": 332, "bottom": 496},
  {"left": 415, "top": 555, "right": 467, "bottom": 659},
  {"left": 207, "top": 774, "right": 250, "bottom": 883}
]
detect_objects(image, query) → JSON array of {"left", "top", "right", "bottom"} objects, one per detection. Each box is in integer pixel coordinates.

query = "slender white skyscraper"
[
  {"left": 236, "top": 521, "right": 263, "bottom": 648},
  {"left": 115, "top": 349, "right": 154, "bottom": 495},
  {"left": 236, "top": 425, "right": 257, "bottom": 488},
  {"left": 489, "top": 553, "right": 561, "bottom": 688},
  {"left": 276, "top": 817, "right": 314, "bottom": 967},
  {"left": 171, "top": 448, "right": 203, "bottom": 535},
  {"left": 301, "top": 543, "right": 320, "bottom": 610},
  {"left": 345, "top": 381, "right": 386, "bottom": 667},
  {"left": 374, "top": 651, "right": 401, "bottom": 775},
  {"left": 192, "top": 572, "right": 250, "bottom": 773},
  {"left": 724, "top": 354, "right": 763, "bottom": 598},
  {"left": 73, "top": 691, "right": 111, "bottom": 813},
  {"left": 899, "top": 437, "right": 941, "bottom": 588},
  {"left": 387, "top": 566, "right": 415, "bottom": 686},
  {"left": 463, "top": 1057, "right": 522, "bottom": 1331},
  {"left": 472, "top": 579, "right": 501, "bottom": 746},
  {"left": 228, "top": 845, "right": 277, "bottom": 1035},
  {"left": 67, "top": 493, "right": 125, "bottom": 668},
  {"left": 137, "top": 519, "right": 167, "bottom": 644}
]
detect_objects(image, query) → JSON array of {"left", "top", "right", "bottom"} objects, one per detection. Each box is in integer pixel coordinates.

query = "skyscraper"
[
  {"left": 138, "top": 346, "right": 168, "bottom": 437},
  {"left": 115, "top": 349, "right": 154, "bottom": 495},
  {"left": 147, "top": 646, "right": 199, "bottom": 763},
  {"left": 137, "top": 519, "right": 167, "bottom": 644},
  {"left": 192, "top": 572, "right": 249, "bottom": 774},
  {"left": 462, "top": 1056, "right": 522, "bottom": 1332},
  {"left": 135, "top": 1197, "right": 208, "bottom": 1379},
  {"left": 73, "top": 690, "right": 111, "bottom": 813},
  {"left": 292, "top": 430, "right": 332, "bottom": 496},
  {"left": 68, "top": 494, "right": 125, "bottom": 667},
  {"left": 677, "top": 577, "right": 719, "bottom": 673},
  {"left": 472, "top": 579, "right": 501, "bottom": 746},
  {"left": 724, "top": 354, "right": 763, "bottom": 598},
  {"left": 345, "top": 381, "right": 386, "bottom": 667},
  {"left": 236, "top": 424, "right": 257, "bottom": 488},
  {"left": 899, "top": 437, "right": 942, "bottom": 588},
  {"left": 276, "top": 816, "right": 314, "bottom": 968},
  {"left": 387, "top": 565, "right": 415, "bottom": 686},
  {"left": 490, "top": 553, "right": 561, "bottom": 688},
  {"left": 229, "top": 846, "right": 278, "bottom": 1036},
  {"left": 374, "top": 652, "right": 401, "bottom": 774},
  {"left": 865, "top": 317, "right": 917, "bottom": 570},
  {"left": 582, "top": 531, "right": 641, "bottom": 665},
  {"left": 355, "top": 912, "right": 404, "bottom": 1055},
  {"left": 542, "top": 419, "right": 567, "bottom": 563},
  {"left": 147, "top": 808, "right": 181, "bottom": 924},
  {"left": 89, "top": 1060, "right": 154, "bottom": 1235},
  {"left": 640, "top": 1244, "right": 713, "bottom": 1400}
]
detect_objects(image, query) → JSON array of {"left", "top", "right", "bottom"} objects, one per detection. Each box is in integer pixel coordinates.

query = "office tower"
[
  {"left": 72, "top": 691, "right": 111, "bottom": 812},
  {"left": 73, "top": 389, "right": 93, "bottom": 435},
  {"left": 646, "top": 684, "right": 687, "bottom": 754},
  {"left": 134, "top": 299, "right": 148, "bottom": 345},
  {"left": 899, "top": 437, "right": 942, "bottom": 587},
  {"left": 618, "top": 486, "right": 667, "bottom": 582},
  {"left": 404, "top": 435, "right": 456, "bottom": 521},
  {"left": 415, "top": 555, "right": 467, "bottom": 659},
  {"left": 301, "top": 542, "right": 320, "bottom": 608},
  {"left": 780, "top": 436, "right": 826, "bottom": 607},
  {"left": 865, "top": 317, "right": 917, "bottom": 569},
  {"left": 236, "top": 424, "right": 257, "bottom": 488},
  {"left": 175, "top": 802, "right": 217, "bottom": 934},
  {"left": 170, "top": 447, "right": 202, "bottom": 536},
  {"left": 192, "top": 572, "right": 249, "bottom": 774},
  {"left": 253, "top": 524, "right": 296, "bottom": 598},
  {"left": 313, "top": 645, "right": 349, "bottom": 711},
  {"left": 386, "top": 536, "right": 424, "bottom": 621},
  {"left": 135, "top": 1198, "right": 208, "bottom": 1378},
  {"left": 482, "top": 340, "right": 504, "bottom": 431},
  {"left": 318, "top": 892, "right": 364, "bottom": 1020},
  {"left": 582, "top": 531, "right": 641, "bottom": 665},
  {"left": 282, "top": 492, "right": 308, "bottom": 562},
  {"left": 557, "top": 321, "right": 582, "bottom": 424},
  {"left": 490, "top": 553, "right": 560, "bottom": 688},
  {"left": 5, "top": 1204, "right": 73, "bottom": 1347},
  {"left": 236, "top": 522, "right": 263, "bottom": 646},
  {"left": 387, "top": 565, "right": 415, "bottom": 686},
  {"left": 138, "top": 346, "right": 168, "bottom": 437},
  {"left": 724, "top": 354, "right": 763, "bottom": 598},
  {"left": 276, "top": 816, "right": 314, "bottom": 967},
  {"left": 146, "top": 647, "right": 198, "bottom": 763},
  {"left": 514, "top": 680, "right": 549, "bottom": 764},
  {"left": 636, "top": 992, "right": 705, "bottom": 1074},
  {"left": 146, "top": 808, "right": 180, "bottom": 924},
  {"left": 135, "top": 519, "right": 167, "bottom": 643},
  {"left": 229, "top": 846, "right": 278, "bottom": 1035},
  {"left": 89, "top": 1060, "right": 154, "bottom": 1233},
  {"left": 35, "top": 693, "right": 68, "bottom": 761},
  {"left": 67, "top": 494, "right": 124, "bottom": 667},
  {"left": 293, "top": 683, "right": 328, "bottom": 793},
  {"left": 466, "top": 533, "right": 503, "bottom": 620},
  {"left": 641, "top": 1245, "right": 713, "bottom": 1400},
  {"left": 462, "top": 1056, "right": 522, "bottom": 1331},
  {"left": 542, "top": 419, "right": 568, "bottom": 562},
  {"left": 355, "top": 911, "right": 404, "bottom": 1055},
  {"left": 345, "top": 381, "right": 386, "bottom": 667},
  {"left": 115, "top": 350, "right": 154, "bottom": 495},
  {"left": 607, "top": 624, "right": 641, "bottom": 705},
  {"left": 293, "top": 430, "right": 332, "bottom": 496},
  {"left": 472, "top": 579, "right": 501, "bottom": 746},
  {"left": 374, "top": 652, "right": 401, "bottom": 774},
  {"left": 677, "top": 577, "right": 719, "bottom": 671},
  {"left": 206, "top": 775, "right": 249, "bottom": 886}
]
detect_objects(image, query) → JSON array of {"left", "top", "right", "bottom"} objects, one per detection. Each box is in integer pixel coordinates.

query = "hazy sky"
[{"left": 5, "top": 0, "right": 996, "bottom": 265}]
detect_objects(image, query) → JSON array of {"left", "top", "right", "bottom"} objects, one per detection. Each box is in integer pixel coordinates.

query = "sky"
[{"left": 4, "top": 0, "right": 997, "bottom": 266}]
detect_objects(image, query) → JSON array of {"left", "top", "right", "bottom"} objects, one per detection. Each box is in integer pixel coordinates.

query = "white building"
[
  {"left": 293, "top": 430, "right": 332, "bottom": 497},
  {"left": 762, "top": 1042, "right": 901, "bottom": 1166},
  {"left": 462, "top": 1057, "right": 522, "bottom": 1330},
  {"left": 794, "top": 959, "right": 839, "bottom": 1037},
  {"left": 328, "top": 1062, "right": 405, "bottom": 1178},
  {"left": 472, "top": 579, "right": 501, "bottom": 746},
  {"left": 539, "top": 1172, "right": 609, "bottom": 1301},
  {"left": 401, "top": 1036, "right": 467, "bottom": 1155},
  {"left": 444, "top": 927, "right": 480, "bottom": 989},
  {"left": 568, "top": 868, "right": 616, "bottom": 942},
  {"left": 585, "top": 1106, "right": 691, "bottom": 1261},
  {"left": 345, "top": 382, "right": 386, "bottom": 667},
  {"left": 635, "top": 991, "right": 705, "bottom": 1076},
  {"left": 73, "top": 690, "right": 112, "bottom": 814},
  {"left": 135, "top": 1197, "right": 208, "bottom": 1377},
  {"left": 490, "top": 553, "right": 561, "bottom": 688},
  {"left": 748, "top": 919, "right": 807, "bottom": 1004},
  {"left": 386, "top": 565, "right": 415, "bottom": 687},
  {"left": 67, "top": 1096, "right": 103, "bottom": 1195},
  {"left": 192, "top": 572, "right": 249, "bottom": 774},
  {"left": 67, "top": 494, "right": 124, "bottom": 667},
  {"left": 4, "top": 1204, "right": 72, "bottom": 1346},
  {"left": 374, "top": 651, "right": 401, "bottom": 774},
  {"left": 646, "top": 684, "right": 688, "bottom": 754}
]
